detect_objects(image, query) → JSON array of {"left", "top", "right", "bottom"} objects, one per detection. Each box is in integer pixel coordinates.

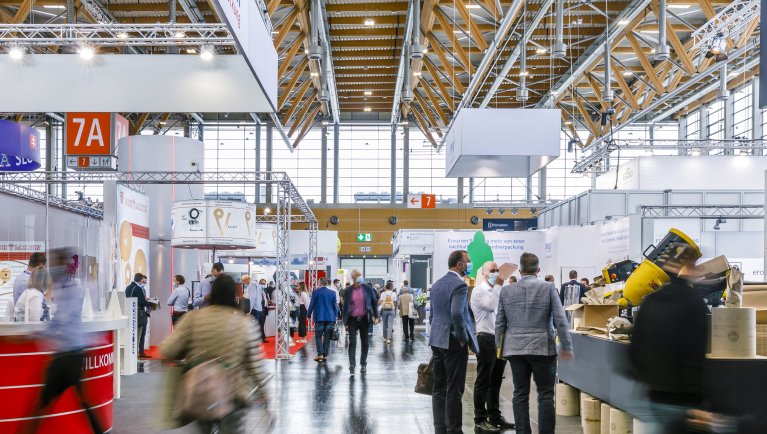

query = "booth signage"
[
  {"left": 65, "top": 113, "right": 128, "bottom": 171},
  {"left": 356, "top": 233, "right": 372, "bottom": 242},
  {"left": 407, "top": 194, "right": 436, "bottom": 209},
  {"left": 0, "top": 120, "right": 41, "bottom": 172},
  {"left": 359, "top": 246, "right": 372, "bottom": 253},
  {"left": 482, "top": 218, "right": 536, "bottom": 232}
]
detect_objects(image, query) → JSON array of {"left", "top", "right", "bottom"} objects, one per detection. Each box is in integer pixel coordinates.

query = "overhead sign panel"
[
  {"left": 65, "top": 113, "right": 128, "bottom": 171},
  {"left": 210, "top": 0, "right": 278, "bottom": 110},
  {"left": 0, "top": 120, "right": 41, "bottom": 172}
]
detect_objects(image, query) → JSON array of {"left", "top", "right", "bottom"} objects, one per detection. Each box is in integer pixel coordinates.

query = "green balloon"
[{"left": 467, "top": 231, "right": 494, "bottom": 279}]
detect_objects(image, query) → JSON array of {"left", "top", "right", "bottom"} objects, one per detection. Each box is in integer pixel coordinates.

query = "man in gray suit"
[
  {"left": 496, "top": 252, "right": 573, "bottom": 434},
  {"left": 429, "top": 250, "right": 479, "bottom": 434}
]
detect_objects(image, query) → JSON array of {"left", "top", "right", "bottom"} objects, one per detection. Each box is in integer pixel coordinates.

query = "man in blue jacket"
[
  {"left": 307, "top": 277, "right": 339, "bottom": 363},
  {"left": 342, "top": 270, "right": 380, "bottom": 375},
  {"left": 429, "top": 250, "right": 479, "bottom": 434}
]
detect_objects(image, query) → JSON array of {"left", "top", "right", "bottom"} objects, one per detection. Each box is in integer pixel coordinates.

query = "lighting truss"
[
  {"left": 690, "top": 0, "right": 760, "bottom": 53},
  {"left": 572, "top": 139, "right": 767, "bottom": 173},
  {"left": 472, "top": 200, "right": 556, "bottom": 209},
  {"left": 641, "top": 205, "right": 764, "bottom": 219},
  {"left": 0, "top": 23, "right": 234, "bottom": 47},
  {"left": 0, "top": 183, "right": 103, "bottom": 218}
]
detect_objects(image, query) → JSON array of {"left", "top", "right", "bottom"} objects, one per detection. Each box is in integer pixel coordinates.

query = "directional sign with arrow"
[
  {"left": 407, "top": 194, "right": 436, "bottom": 209},
  {"left": 356, "top": 233, "right": 372, "bottom": 242}
]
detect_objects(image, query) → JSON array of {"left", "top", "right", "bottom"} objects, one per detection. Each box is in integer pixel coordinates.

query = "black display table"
[{"left": 558, "top": 333, "right": 767, "bottom": 417}]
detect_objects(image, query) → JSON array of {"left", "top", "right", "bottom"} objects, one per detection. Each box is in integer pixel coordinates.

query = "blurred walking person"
[
  {"left": 16, "top": 248, "right": 105, "bottom": 434},
  {"left": 398, "top": 286, "right": 416, "bottom": 341},
  {"left": 379, "top": 282, "right": 397, "bottom": 344},
  {"left": 307, "top": 277, "right": 338, "bottom": 362},
  {"left": 629, "top": 277, "right": 708, "bottom": 434},
  {"left": 342, "top": 270, "right": 379, "bottom": 375},
  {"left": 429, "top": 250, "right": 479, "bottom": 434},
  {"left": 161, "top": 274, "right": 270, "bottom": 434},
  {"left": 496, "top": 253, "right": 573, "bottom": 434}
]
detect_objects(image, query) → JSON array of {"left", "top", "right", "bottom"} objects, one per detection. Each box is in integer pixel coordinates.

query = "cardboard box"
[
  {"left": 564, "top": 304, "right": 620, "bottom": 331},
  {"left": 679, "top": 256, "right": 730, "bottom": 279}
]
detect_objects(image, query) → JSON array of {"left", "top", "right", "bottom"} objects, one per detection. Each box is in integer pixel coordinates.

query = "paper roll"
[
  {"left": 711, "top": 307, "right": 757, "bottom": 358},
  {"left": 633, "top": 418, "right": 649, "bottom": 434},
  {"left": 581, "top": 394, "right": 601, "bottom": 434},
  {"left": 609, "top": 408, "right": 632, "bottom": 434},
  {"left": 601, "top": 403, "right": 613, "bottom": 434},
  {"left": 556, "top": 383, "right": 579, "bottom": 416}
]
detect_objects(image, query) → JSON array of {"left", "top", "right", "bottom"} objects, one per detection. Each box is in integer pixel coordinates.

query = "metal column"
[
  {"left": 525, "top": 175, "right": 533, "bottom": 201},
  {"left": 457, "top": 178, "right": 464, "bottom": 204},
  {"left": 538, "top": 168, "right": 547, "bottom": 202},
  {"left": 390, "top": 125, "right": 397, "bottom": 203},
  {"left": 469, "top": 178, "right": 474, "bottom": 203},
  {"left": 266, "top": 124, "right": 273, "bottom": 204},
  {"left": 255, "top": 126, "right": 261, "bottom": 203},
  {"left": 274, "top": 180, "right": 292, "bottom": 359},
  {"left": 45, "top": 120, "right": 57, "bottom": 196},
  {"left": 333, "top": 123, "right": 339, "bottom": 203},
  {"left": 321, "top": 126, "right": 328, "bottom": 204},
  {"left": 402, "top": 125, "right": 409, "bottom": 204},
  {"left": 753, "top": 79, "right": 762, "bottom": 155}
]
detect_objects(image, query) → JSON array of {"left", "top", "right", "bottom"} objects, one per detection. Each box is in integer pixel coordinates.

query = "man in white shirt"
[{"left": 470, "top": 261, "right": 514, "bottom": 432}]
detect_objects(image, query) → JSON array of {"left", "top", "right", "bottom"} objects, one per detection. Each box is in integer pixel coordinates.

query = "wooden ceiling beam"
[
  {"left": 273, "top": 7, "right": 299, "bottom": 48},
  {"left": 410, "top": 104, "right": 438, "bottom": 148},
  {"left": 278, "top": 58, "right": 308, "bottom": 110},
  {"left": 419, "top": 77, "right": 449, "bottom": 126},
  {"left": 610, "top": 59, "right": 641, "bottom": 110},
  {"left": 277, "top": 33, "right": 305, "bottom": 78},
  {"left": 282, "top": 79, "right": 313, "bottom": 123},
  {"left": 131, "top": 113, "right": 150, "bottom": 135},
  {"left": 453, "top": 0, "right": 489, "bottom": 52},
  {"left": 626, "top": 33, "right": 666, "bottom": 94},
  {"left": 267, "top": 0, "right": 281, "bottom": 17},
  {"left": 294, "top": 104, "right": 321, "bottom": 145},
  {"left": 288, "top": 97, "right": 317, "bottom": 136},
  {"left": 433, "top": 8, "right": 474, "bottom": 74},
  {"left": 423, "top": 56, "right": 456, "bottom": 111},
  {"left": 426, "top": 33, "right": 466, "bottom": 94},
  {"left": 414, "top": 91, "right": 443, "bottom": 136},
  {"left": 12, "top": 0, "right": 31, "bottom": 23}
]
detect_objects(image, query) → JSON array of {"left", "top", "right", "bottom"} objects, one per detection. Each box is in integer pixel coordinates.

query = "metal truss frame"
[
  {"left": 573, "top": 139, "right": 767, "bottom": 173},
  {"left": 0, "top": 170, "right": 316, "bottom": 360},
  {"left": 690, "top": 0, "right": 760, "bottom": 53},
  {"left": 0, "top": 23, "right": 234, "bottom": 47},
  {"left": 0, "top": 183, "right": 103, "bottom": 218},
  {"left": 640, "top": 205, "right": 764, "bottom": 219}
]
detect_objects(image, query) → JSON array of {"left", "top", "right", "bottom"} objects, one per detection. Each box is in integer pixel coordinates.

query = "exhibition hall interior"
[{"left": 0, "top": 0, "right": 765, "bottom": 433}]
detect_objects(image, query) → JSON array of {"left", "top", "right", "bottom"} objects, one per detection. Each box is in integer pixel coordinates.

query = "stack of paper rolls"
[
  {"left": 711, "top": 307, "right": 756, "bottom": 358},
  {"left": 555, "top": 383, "right": 579, "bottom": 416}
]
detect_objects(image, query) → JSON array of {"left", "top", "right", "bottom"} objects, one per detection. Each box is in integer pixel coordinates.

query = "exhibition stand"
[{"left": 0, "top": 316, "right": 128, "bottom": 433}]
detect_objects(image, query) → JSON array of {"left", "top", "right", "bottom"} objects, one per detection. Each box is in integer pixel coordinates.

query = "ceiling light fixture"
[
  {"left": 413, "top": 71, "right": 421, "bottom": 76},
  {"left": 8, "top": 46, "right": 24, "bottom": 60},
  {"left": 117, "top": 32, "right": 129, "bottom": 39},
  {"left": 364, "top": 90, "right": 372, "bottom": 96},
  {"left": 310, "top": 72, "right": 319, "bottom": 77},
  {"left": 466, "top": 3, "right": 481, "bottom": 9},
  {"left": 186, "top": 48, "right": 197, "bottom": 54},
  {"left": 200, "top": 46, "right": 214, "bottom": 61},
  {"left": 264, "top": 207, "right": 271, "bottom": 214},
  {"left": 422, "top": 47, "right": 428, "bottom": 54},
  {"left": 364, "top": 18, "right": 375, "bottom": 26},
  {"left": 174, "top": 31, "right": 186, "bottom": 38},
  {"left": 668, "top": 4, "right": 691, "bottom": 8},
  {"left": 623, "top": 70, "right": 632, "bottom": 76},
  {"left": 519, "top": 70, "right": 529, "bottom": 77},
  {"left": 43, "top": 4, "right": 66, "bottom": 8},
  {"left": 364, "top": 107, "right": 372, "bottom": 112},
  {"left": 617, "top": 19, "right": 629, "bottom": 26},
  {"left": 536, "top": 48, "right": 547, "bottom": 54},
  {"left": 78, "top": 45, "right": 95, "bottom": 60}
]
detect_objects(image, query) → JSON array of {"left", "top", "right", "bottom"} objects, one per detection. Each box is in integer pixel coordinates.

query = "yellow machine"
[{"left": 617, "top": 229, "right": 702, "bottom": 307}]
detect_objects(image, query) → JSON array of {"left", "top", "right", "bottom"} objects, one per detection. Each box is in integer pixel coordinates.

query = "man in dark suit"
[
  {"left": 560, "top": 270, "right": 588, "bottom": 323},
  {"left": 342, "top": 269, "right": 380, "bottom": 375},
  {"left": 125, "top": 273, "right": 150, "bottom": 358},
  {"left": 429, "top": 250, "right": 479, "bottom": 434}
]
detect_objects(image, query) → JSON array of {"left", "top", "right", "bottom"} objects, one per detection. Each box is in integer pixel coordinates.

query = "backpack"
[{"left": 383, "top": 292, "right": 394, "bottom": 310}]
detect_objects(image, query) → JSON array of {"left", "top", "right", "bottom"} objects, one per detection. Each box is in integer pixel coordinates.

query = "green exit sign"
[{"left": 356, "top": 233, "right": 372, "bottom": 242}]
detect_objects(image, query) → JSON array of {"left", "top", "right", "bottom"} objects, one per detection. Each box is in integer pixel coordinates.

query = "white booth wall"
[
  {"left": 117, "top": 135, "right": 206, "bottom": 346},
  {"left": 0, "top": 193, "right": 103, "bottom": 309}
]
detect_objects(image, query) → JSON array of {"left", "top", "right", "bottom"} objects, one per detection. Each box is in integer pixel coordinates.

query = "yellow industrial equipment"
[{"left": 617, "top": 228, "right": 702, "bottom": 307}]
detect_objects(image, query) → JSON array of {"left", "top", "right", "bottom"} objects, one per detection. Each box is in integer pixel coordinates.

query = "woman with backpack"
[
  {"left": 160, "top": 274, "right": 271, "bottom": 434},
  {"left": 378, "top": 282, "right": 397, "bottom": 344}
]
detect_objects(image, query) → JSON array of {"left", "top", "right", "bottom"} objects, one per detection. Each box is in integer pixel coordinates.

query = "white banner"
[
  {"left": 595, "top": 217, "right": 631, "bottom": 266},
  {"left": 170, "top": 200, "right": 256, "bottom": 249},
  {"left": 432, "top": 230, "right": 545, "bottom": 280},
  {"left": 170, "top": 200, "right": 207, "bottom": 246}
]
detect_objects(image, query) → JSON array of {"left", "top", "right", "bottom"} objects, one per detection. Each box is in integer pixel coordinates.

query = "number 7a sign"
[{"left": 65, "top": 113, "right": 128, "bottom": 156}]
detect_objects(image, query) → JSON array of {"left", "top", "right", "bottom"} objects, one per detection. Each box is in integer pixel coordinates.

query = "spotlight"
[
  {"left": 78, "top": 45, "right": 95, "bottom": 60},
  {"left": 117, "top": 32, "right": 129, "bottom": 39},
  {"left": 499, "top": 208, "right": 505, "bottom": 214},
  {"left": 364, "top": 18, "right": 375, "bottom": 26},
  {"left": 536, "top": 48, "right": 547, "bottom": 54},
  {"left": 174, "top": 31, "right": 186, "bottom": 38},
  {"left": 264, "top": 207, "right": 272, "bottom": 214},
  {"left": 8, "top": 46, "right": 23, "bottom": 60},
  {"left": 364, "top": 107, "right": 372, "bottom": 112},
  {"left": 705, "top": 32, "right": 728, "bottom": 62},
  {"left": 364, "top": 90, "right": 372, "bottom": 96},
  {"left": 200, "top": 46, "right": 214, "bottom": 61},
  {"left": 486, "top": 208, "right": 492, "bottom": 215},
  {"left": 530, "top": 207, "right": 538, "bottom": 214},
  {"left": 511, "top": 207, "right": 518, "bottom": 215},
  {"left": 519, "top": 70, "right": 529, "bottom": 77},
  {"left": 713, "top": 218, "right": 726, "bottom": 230}
]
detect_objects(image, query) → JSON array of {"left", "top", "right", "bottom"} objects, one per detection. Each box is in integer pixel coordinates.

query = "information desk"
[
  {"left": 558, "top": 333, "right": 767, "bottom": 418},
  {"left": 0, "top": 317, "right": 128, "bottom": 433}
]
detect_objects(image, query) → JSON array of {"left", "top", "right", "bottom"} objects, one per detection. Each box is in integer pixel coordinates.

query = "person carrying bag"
[{"left": 160, "top": 275, "right": 273, "bottom": 434}]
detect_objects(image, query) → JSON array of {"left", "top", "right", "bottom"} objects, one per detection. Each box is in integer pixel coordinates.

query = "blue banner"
[{"left": 0, "top": 120, "right": 41, "bottom": 171}]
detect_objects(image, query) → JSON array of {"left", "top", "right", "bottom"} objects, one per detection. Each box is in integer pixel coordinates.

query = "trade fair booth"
[{"left": 0, "top": 128, "right": 318, "bottom": 431}]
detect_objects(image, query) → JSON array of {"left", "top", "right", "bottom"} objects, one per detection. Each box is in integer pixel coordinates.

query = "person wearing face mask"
[
  {"left": 126, "top": 272, "right": 150, "bottom": 358},
  {"left": 341, "top": 269, "right": 380, "bottom": 375},
  {"left": 429, "top": 250, "right": 479, "bottom": 434},
  {"left": 167, "top": 274, "right": 192, "bottom": 326},
  {"left": 470, "top": 261, "right": 514, "bottom": 432}
]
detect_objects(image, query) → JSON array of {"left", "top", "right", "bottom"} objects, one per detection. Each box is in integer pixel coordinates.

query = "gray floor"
[{"left": 114, "top": 325, "right": 583, "bottom": 434}]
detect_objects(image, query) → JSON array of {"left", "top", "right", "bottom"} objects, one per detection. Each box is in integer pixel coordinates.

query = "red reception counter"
[{"left": 0, "top": 317, "right": 128, "bottom": 433}]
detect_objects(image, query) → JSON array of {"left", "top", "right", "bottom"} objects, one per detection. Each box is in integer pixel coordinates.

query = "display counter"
[
  {"left": 559, "top": 333, "right": 767, "bottom": 418},
  {"left": 0, "top": 316, "right": 128, "bottom": 433}
]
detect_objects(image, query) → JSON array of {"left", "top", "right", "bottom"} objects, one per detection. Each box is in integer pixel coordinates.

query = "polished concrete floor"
[{"left": 114, "top": 324, "right": 583, "bottom": 434}]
